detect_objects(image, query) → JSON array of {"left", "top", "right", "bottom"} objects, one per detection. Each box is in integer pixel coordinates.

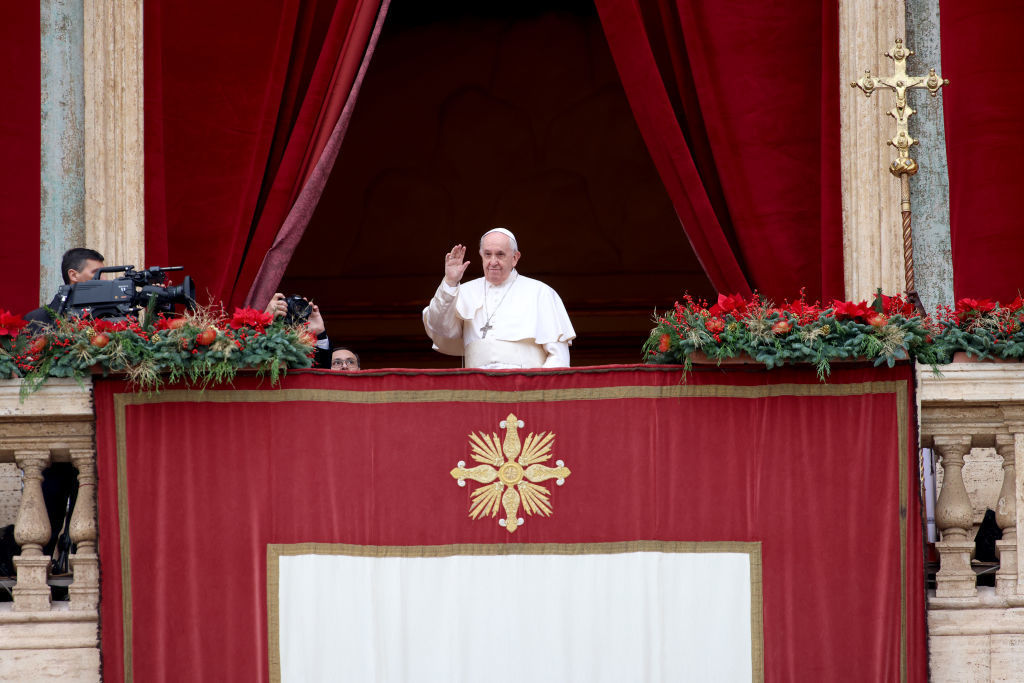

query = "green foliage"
[
  {"left": 1, "top": 307, "right": 316, "bottom": 396},
  {"left": 644, "top": 292, "right": 945, "bottom": 380}
]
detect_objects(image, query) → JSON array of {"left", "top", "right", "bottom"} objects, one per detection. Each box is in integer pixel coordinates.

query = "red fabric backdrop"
[
  {"left": 594, "top": 0, "right": 844, "bottom": 302},
  {"left": 942, "top": 3, "right": 1024, "bottom": 301},
  {"left": 144, "top": 0, "right": 383, "bottom": 309},
  {"left": 0, "top": 4, "right": 41, "bottom": 314},
  {"left": 95, "top": 365, "right": 925, "bottom": 681}
]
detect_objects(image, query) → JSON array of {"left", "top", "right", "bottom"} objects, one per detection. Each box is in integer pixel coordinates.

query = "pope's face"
[{"left": 479, "top": 233, "right": 520, "bottom": 285}]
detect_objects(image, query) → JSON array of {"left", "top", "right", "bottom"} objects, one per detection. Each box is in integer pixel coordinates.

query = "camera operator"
[
  {"left": 24, "top": 248, "right": 105, "bottom": 329},
  {"left": 264, "top": 292, "right": 333, "bottom": 368}
]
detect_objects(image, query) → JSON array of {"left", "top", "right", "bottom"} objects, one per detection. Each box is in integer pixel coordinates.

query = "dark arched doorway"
[{"left": 280, "top": 0, "right": 713, "bottom": 368}]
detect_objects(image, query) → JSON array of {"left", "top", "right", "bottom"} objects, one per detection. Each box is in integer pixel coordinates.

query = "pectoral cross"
[
  {"left": 851, "top": 38, "right": 948, "bottom": 310},
  {"left": 480, "top": 322, "right": 493, "bottom": 338}
]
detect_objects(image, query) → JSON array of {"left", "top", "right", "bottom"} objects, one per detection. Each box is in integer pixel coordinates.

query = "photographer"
[
  {"left": 264, "top": 293, "right": 333, "bottom": 368},
  {"left": 24, "top": 248, "right": 105, "bottom": 329}
]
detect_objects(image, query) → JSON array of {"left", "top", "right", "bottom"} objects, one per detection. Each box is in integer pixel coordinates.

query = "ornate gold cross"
[{"left": 851, "top": 38, "right": 948, "bottom": 305}]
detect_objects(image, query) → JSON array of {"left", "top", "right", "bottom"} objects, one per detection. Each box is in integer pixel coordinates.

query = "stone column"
[
  {"left": 83, "top": 0, "right": 145, "bottom": 269},
  {"left": 904, "top": 0, "right": 954, "bottom": 312},
  {"left": 933, "top": 435, "right": 977, "bottom": 598},
  {"left": 839, "top": 0, "right": 906, "bottom": 300},
  {"left": 993, "top": 435, "right": 1018, "bottom": 595},
  {"left": 40, "top": 0, "right": 86, "bottom": 302},
  {"left": 68, "top": 448, "right": 99, "bottom": 610},
  {"left": 12, "top": 450, "right": 52, "bottom": 611}
]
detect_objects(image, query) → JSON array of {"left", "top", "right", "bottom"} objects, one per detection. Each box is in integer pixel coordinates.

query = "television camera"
[{"left": 53, "top": 265, "right": 197, "bottom": 321}]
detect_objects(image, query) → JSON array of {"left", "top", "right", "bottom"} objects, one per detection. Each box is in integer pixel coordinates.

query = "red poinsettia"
[
  {"left": 90, "top": 318, "right": 129, "bottom": 333},
  {"left": 831, "top": 300, "right": 872, "bottom": 322},
  {"left": 229, "top": 308, "right": 273, "bottom": 330},
  {"left": 708, "top": 293, "right": 748, "bottom": 318},
  {"left": 781, "top": 298, "right": 820, "bottom": 325},
  {"left": 0, "top": 310, "right": 28, "bottom": 337},
  {"left": 954, "top": 298, "right": 996, "bottom": 320},
  {"left": 881, "top": 294, "right": 917, "bottom": 318}
]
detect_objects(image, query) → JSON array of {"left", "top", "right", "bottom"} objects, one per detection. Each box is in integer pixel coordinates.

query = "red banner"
[{"left": 95, "top": 364, "right": 925, "bottom": 681}]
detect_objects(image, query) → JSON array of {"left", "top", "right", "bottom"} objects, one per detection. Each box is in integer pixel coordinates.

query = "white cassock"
[{"left": 422, "top": 270, "right": 576, "bottom": 368}]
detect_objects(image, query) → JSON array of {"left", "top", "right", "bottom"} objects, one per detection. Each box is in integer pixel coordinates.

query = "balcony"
[
  {"left": 919, "top": 363, "right": 1024, "bottom": 681},
  {"left": 0, "top": 379, "right": 98, "bottom": 682},
  {"left": 1, "top": 363, "right": 1023, "bottom": 681}
]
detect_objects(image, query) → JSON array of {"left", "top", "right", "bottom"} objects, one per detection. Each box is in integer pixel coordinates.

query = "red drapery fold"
[
  {"left": 941, "top": 3, "right": 1024, "bottom": 302},
  {"left": 0, "top": 4, "right": 41, "bottom": 314},
  {"left": 95, "top": 365, "right": 926, "bottom": 682},
  {"left": 594, "top": 0, "right": 844, "bottom": 302},
  {"left": 144, "top": 0, "right": 385, "bottom": 309}
]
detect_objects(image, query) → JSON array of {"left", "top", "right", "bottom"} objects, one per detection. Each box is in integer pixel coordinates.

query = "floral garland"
[
  {"left": 644, "top": 291, "right": 1024, "bottom": 378},
  {"left": 0, "top": 305, "right": 317, "bottom": 396}
]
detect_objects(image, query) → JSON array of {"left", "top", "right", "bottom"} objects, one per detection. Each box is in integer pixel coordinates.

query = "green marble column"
[
  {"left": 906, "top": 0, "right": 954, "bottom": 311},
  {"left": 39, "top": 0, "right": 85, "bottom": 303}
]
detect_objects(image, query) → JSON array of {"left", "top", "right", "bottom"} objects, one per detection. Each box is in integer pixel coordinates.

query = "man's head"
[
  {"left": 479, "top": 228, "right": 520, "bottom": 286},
  {"left": 330, "top": 347, "right": 360, "bottom": 371},
  {"left": 61, "top": 248, "right": 105, "bottom": 285}
]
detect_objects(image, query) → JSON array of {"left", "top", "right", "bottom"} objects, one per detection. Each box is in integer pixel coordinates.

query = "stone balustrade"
[
  {"left": 919, "top": 363, "right": 1024, "bottom": 681},
  {"left": 0, "top": 365, "right": 1021, "bottom": 681},
  {"left": 0, "top": 378, "right": 99, "bottom": 682}
]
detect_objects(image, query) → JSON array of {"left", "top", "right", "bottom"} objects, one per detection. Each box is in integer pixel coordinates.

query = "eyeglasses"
[{"left": 332, "top": 358, "right": 359, "bottom": 368}]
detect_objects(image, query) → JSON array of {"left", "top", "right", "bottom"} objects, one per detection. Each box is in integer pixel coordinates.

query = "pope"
[{"left": 422, "top": 228, "right": 576, "bottom": 368}]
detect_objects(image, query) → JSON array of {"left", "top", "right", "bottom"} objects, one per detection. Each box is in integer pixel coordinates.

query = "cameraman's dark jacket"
[{"left": 24, "top": 294, "right": 62, "bottom": 331}]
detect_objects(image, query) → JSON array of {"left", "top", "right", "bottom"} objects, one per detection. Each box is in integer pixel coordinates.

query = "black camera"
[
  {"left": 53, "top": 265, "right": 197, "bottom": 321},
  {"left": 283, "top": 295, "right": 313, "bottom": 325}
]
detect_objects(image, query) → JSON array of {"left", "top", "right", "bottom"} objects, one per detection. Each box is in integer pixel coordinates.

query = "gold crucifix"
[{"left": 851, "top": 38, "right": 948, "bottom": 307}]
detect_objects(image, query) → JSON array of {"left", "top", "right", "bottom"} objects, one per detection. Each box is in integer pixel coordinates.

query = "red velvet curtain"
[
  {"left": 0, "top": 4, "right": 41, "bottom": 314},
  {"left": 594, "top": 0, "right": 844, "bottom": 302},
  {"left": 942, "top": 3, "right": 1024, "bottom": 301},
  {"left": 144, "top": 0, "right": 385, "bottom": 309},
  {"left": 95, "top": 365, "right": 926, "bottom": 681}
]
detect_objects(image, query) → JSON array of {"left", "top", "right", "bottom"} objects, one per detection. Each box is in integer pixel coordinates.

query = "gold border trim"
[
  {"left": 266, "top": 541, "right": 764, "bottom": 683},
  {"left": 111, "top": 380, "right": 907, "bottom": 682}
]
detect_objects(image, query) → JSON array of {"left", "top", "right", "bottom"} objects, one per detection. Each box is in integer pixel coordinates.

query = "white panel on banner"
[{"left": 277, "top": 551, "right": 753, "bottom": 683}]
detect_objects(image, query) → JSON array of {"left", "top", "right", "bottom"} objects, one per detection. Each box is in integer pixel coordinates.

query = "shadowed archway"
[{"left": 280, "top": 0, "right": 713, "bottom": 368}]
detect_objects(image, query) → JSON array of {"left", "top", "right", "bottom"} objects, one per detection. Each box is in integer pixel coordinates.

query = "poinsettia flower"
[
  {"left": 229, "top": 308, "right": 274, "bottom": 330},
  {"left": 1007, "top": 296, "right": 1024, "bottom": 313},
  {"left": 954, "top": 298, "right": 996, "bottom": 319},
  {"left": 882, "top": 294, "right": 917, "bottom": 317},
  {"left": 708, "top": 293, "right": 748, "bottom": 318},
  {"left": 91, "top": 319, "right": 129, "bottom": 333},
  {"left": 0, "top": 311, "right": 28, "bottom": 337},
  {"left": 831, "top": 299, "right": 872, "bottom": 322}
]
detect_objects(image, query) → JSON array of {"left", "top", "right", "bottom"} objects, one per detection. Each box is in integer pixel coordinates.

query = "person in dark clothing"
[{"left": 24, "top": 248, "right": 105, "bottom": 329}]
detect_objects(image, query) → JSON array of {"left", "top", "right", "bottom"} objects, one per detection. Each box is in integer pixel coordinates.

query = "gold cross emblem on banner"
[{"left": 450, "top": 413, "right": 571, "bottom": 533}]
